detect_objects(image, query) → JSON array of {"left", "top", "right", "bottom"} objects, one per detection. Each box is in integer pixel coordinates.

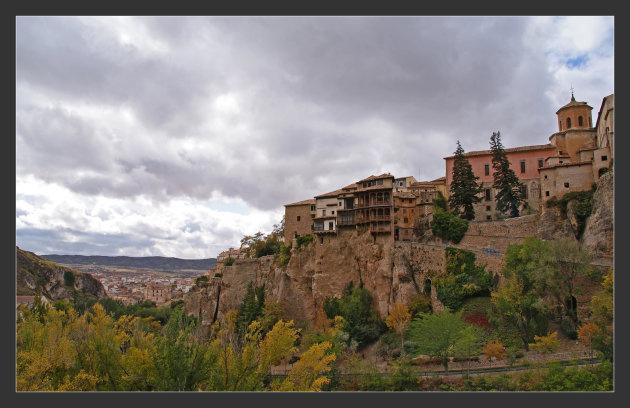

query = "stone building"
[
  {"left": 393, "top": 191, "right": 417, "bottom": 241},
  {"left": 444, "top": 144, "right": 556, "bottom": 220},
  {"left": 354, "top": 174, "right": 395, "bottom": 236},
  {"left": 393, "top": 176, "right": 417, "bottom": 192},
  {"left": 283, "top": 199, "right": 316, "bottom": 245},
  {"left": 313, "top": 189, "right": 344, "bottom": 234},
  {"left": 144, "top": 283, "right": 172, "bottom": 305},
  {"left": 336, "top": 183, "right": 358, "bottom": 230}
]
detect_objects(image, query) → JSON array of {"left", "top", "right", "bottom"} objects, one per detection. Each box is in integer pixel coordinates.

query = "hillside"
[
  {"left": 17, "top": 247, "right": 107, "bottom": 301},
  {"left": 41, "top": 254, "right": 217, "bottom": 271}
]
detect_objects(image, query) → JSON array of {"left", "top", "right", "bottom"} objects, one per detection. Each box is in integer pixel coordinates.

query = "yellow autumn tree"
[
  {"left": 578, "top": 322, "right": 601, "bottom": 363},
  {"left": 529, "top": 331, "right": 561, "bottom": 354},
  {"left": 259, "top": 320, "right": 300, "bottom": 374},
  {"left": 483, "top": 340, "right": 505, "bottom": 368},
  {"left": 385, "top": 302, "right": 412, "bottom": 353},
  {"left": 272, "top": 341, "right": 336, "bottom": 391}
]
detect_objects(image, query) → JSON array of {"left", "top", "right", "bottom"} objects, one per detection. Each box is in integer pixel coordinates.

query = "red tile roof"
[
  {"left": 443, "top": 144, "right": 555, "bottom": 159},
  {"left": 285, "top": 198, "right": 316, "bottom": 207},
  {"left": 356, "top": 173, "right": 394, "bottom": 183}
]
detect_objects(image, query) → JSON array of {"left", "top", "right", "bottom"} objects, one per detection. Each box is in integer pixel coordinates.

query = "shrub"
[
  {"left": 214, "top": 273, "right": 223, "bottom": 278},
  {"left": 296, "top": 235, "right": 314, "bottom": 249},
  {"left": 559, "top": 317, "right": 578, "bottom": 340},
  {"left": 434, "top": 249, "right": 493, "bottom": 310},
  {"left": 63, "top": 270, "right": 75, "bottom": 287},
  {"left": 195, "top": 275, "right": 209, "bottom": 286},
  {"left": 430, "top": 208, "right": 469, "bottom": 244},
  {"left": 223, "top": 257, "right": 235, "bottom": 266},
  {"left": 276, "top": 244, "right": 291, "bottom": 267}
]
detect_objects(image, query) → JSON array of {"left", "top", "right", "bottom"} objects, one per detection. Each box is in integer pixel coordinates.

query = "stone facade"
[
  {"left": 145, "top": 283, "right": 171, "bottom": 305},
  {"left": 284, "top": 199, "right": 316, "bottom": 245}
]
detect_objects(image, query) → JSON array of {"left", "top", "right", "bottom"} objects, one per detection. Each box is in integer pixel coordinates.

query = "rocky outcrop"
[
  {"left": 581, "top": 171, "right": 614, "bottom": 264},
  {"left": 184, "top": 173, "right": 613, "bottom": 327},
  {"left": 17, "top": 247, "right": 107, "bottom": 301}
]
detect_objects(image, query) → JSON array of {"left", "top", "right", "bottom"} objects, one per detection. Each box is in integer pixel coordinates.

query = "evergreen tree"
[
  {"left": 448, "top": 141, "right": 483, "bottom": 220},
  {"left": 490, "top": 131, "right": 524, "bottom": 217}
]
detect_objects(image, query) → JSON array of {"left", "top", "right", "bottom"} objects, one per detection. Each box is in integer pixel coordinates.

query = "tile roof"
[
  {"left": 443, "top": 144, "right": 555, "bottom": 159},
  {"left": 285, "top": 198, "right": 316, "bottom": 207},
  {"left": 315, "top": 188, "right": 346, "bottom": 198},
  {"left": 356, "top": 173, "right": 394, "bottom": 183}
]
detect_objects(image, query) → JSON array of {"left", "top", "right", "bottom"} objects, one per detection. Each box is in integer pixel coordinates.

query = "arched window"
[
  {"left": 567, "top": 117, "right": 572, "bottom": 128},
  {"left": 578, "top": 116, "right": 583, "bottom": 126}
]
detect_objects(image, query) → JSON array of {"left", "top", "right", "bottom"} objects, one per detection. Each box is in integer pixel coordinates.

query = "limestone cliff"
[
  {"left": 17, "top": 247, "right": 107, "bottom": 301},
  {"left": 184, "top": 171, "right": 613, "bottom": 327},
  {"left": 581, "top": 171, "right": 614, "bottom": 265}
]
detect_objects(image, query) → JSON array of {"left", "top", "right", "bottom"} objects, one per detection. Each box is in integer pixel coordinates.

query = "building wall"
[
  {"left": 549, "top": 129, "right": 596, "bottom": 163},
  {"left": 596, "top": 95, "right": 614, "bottom": 160},
  {"left": 445, "top": 147, "right": 556, "bottom": 190},
  {"left": 284, "top": 203, "right": 314, "bottom": 245},
  {"left": 540, "top": 163, "right": 594, "bottom": 200}
]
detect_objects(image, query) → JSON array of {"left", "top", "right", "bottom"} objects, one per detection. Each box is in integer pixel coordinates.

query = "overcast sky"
[{"left": 16, "top": 16, "right": 614, "bottom": 258}]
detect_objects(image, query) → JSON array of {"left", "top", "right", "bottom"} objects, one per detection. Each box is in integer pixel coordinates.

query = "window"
[
  {"left": 578, "top": 116, "right": 583, "bottom": 126},
  {"left": 602, "top": 155, "right": 608, "bottom": 161},
  {"left": 520, "top": 160, "right": 526, "bottom": 173},
  {"left": 567, "top": 117, "right": 571, "bottom": 128},
  {"left": 559, "top": 120, "right": 562, "bottom": 131},
  {"left": 485, "top": 189, "right": 491, "bottom": 201},
  {"left": 564, "top": 182, "right": 570, "bottom": 188},
  {"left": 546, "top": 191, "right": 550, "bottom": 197},
  {"left": 486, "top": 205, "right": 491, "bottom": 211},
  {"left": 399, "top": 181, "right": 403, "bottom": 186},
  {"left": 486, "top": 215, "right": 492, "bottom": 220},
  {"left": 484, "top": 164, "right": 490, "bottom": 176},
  {"left": 403, "top": 208, "right": 407, "bottom": 214},
  {"left": 589, "top": 117, "right": 592, "bottom": 127},
  {"left": 332, "top": 210, "right": 335, "bottom": 215},
  {"left": 329, "top": 221, "right": 334, "bottom": 230},
  {"left": 377, "top": 179, "right": 383, "bottom": 185},
  {"left": 538, "top": 158, "right": 544, "bottom": 169},
  {"left": 322, "top": 209, "right": 326, "bottom": 216},
  {"left": 339, "top": 202, "right": 342, "bottom": 207},
  {"left": 559, "top": 161, "right": 564, "bottom": 164},
  {"left": 544, "top": 175, "right": 548, "bottom": 179},
  {"left": 297, "top": 216, "right": 301, "bottom": 221},
  {"left": 521, "top": 185, "right": 528, "bottom": 198},
  {"left": 310, "top": 204, "right": 315, "bottom": 211},
  {"left": 404, "top": 218, "right": 409, "bottom": 223}
]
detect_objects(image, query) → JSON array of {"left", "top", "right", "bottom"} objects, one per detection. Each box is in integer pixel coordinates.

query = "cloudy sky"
[{"left": 16, "top": 16, "right": 614, "bottom": 258}]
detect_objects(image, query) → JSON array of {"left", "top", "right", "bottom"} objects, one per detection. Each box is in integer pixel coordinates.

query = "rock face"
[
  {"left": 581, "top": 171, "right": 614, "bottom": 264},
  {"left": 17, "top": 247, "right": 107, "bottom": 301},
  {"left": 184, "top": 173, "right": 613, "bottom": 327},
  {"left": 184, "top": 231, "right": 502, "bottom": 326}
]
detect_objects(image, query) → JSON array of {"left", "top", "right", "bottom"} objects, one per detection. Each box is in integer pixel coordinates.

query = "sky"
[{"left": 15, "top": 16, "right": 614, "bottom": 259}]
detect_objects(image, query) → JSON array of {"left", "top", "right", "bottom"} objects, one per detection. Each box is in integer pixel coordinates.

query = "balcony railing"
[
  {"left": 337, "top": 219, "right": 355, "bottom": 226},
  {"left": 355, "top": 200, "right": 392, "bottom": 208},
  {"left": 355, "top": 215, "right": 391, "bottom": 223}
]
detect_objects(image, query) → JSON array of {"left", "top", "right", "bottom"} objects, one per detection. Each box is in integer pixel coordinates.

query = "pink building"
[{"left": 444, "top": 144, "right": 557, "bottom": 219}]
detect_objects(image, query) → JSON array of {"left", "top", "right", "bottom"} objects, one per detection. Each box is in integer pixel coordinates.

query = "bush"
[
  {"left": 276, "top": 244, "right": 291, "bottom": 267},
  {"left": 195, "top": 275, "right": 209, "bottom": 286},
  {"left": 63, "top": 270, "right": 75, "bottom": 287},
  {"left": 296, "top": 235, "right": 314, "bottom": 249},
  {"left": 559, "top": 318, "right": 578, "bottom": 340},
  {"left": 224, "top": 257, "right": 235, "bottom": 266},
  {"left": 430, "top": 208, "right": 468, "bottom": 243},
  {"left": 213, "top": 273, "right": 223, "bottom": 278},
  {"left": 434, "top": 249, "right": 493, "bottom": 310},
  {"left": 322, "top": 282, "right": 386, "bottom": 348}
]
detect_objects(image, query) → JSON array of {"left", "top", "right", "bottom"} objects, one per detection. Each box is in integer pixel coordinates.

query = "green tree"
[
  {"left": 449, "top": 141, "right": 483, "bottom": 220},
  {"left": 490, "top": 131, "right": 524, "bottom": 218},
  {"left": 235, "top": 282, "right": 265, "bottom": 342},
  {"left": 490, "top": 278, "right": 550, "bottom": 351},
  {"left": 407, "top": 309, "right": 472, "bottom": 372}
]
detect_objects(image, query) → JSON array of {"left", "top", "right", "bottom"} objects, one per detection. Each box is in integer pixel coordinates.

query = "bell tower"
[{"left": 556, "top": 90, "right": 594, "bottom": 131}]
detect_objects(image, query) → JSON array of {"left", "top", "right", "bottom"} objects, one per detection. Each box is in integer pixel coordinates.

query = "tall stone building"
[{"left": 284, "top": 199, "right": 316, "bottom": 245}]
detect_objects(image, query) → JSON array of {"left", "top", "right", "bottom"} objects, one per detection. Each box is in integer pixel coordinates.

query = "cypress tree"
[
  {"left": 490, "top": 131, "right": 524, "bottom": 217},
  {"left": 448, "top": 141, "right": 483, "bottom": 220}
]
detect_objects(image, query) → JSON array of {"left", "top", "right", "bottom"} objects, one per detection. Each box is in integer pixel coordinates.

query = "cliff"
[
  {"left": 17, "top": 247, "right": 107, "bottom": 301},
  {"left": 184, "top": 170, "right": 613, "bottom": 327}
]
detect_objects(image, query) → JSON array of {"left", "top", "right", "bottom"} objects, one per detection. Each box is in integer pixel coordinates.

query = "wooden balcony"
[
  {"left": 355, "top": 200, "right": 392, "bottom": 209},
  {"left": 355, "top": 215, "right": 391, "bottom": 223}
]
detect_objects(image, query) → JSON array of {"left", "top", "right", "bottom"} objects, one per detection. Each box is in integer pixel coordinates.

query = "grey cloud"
[{"left": 16, "top": 16, "right": 604, "bottom": 214}]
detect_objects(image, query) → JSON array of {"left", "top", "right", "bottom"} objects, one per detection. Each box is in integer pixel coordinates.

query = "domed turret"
[{"left": 556, "top": 92, "right": 593, "bottom": 131}]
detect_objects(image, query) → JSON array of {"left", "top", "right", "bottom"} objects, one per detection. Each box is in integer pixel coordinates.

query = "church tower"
[
  {"left": 556, "top": 91, "right": 594, "bottom": 131},
  {"left": 549, "top": 92, "right": 597, "bottom": 163}
]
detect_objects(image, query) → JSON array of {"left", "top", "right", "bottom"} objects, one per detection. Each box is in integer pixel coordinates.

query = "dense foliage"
[
  {"left": 433, "top": 248, "right": 493, "bottom": 310},
  {"left": 546, "top": 186, "right": 595, "bottom": 239},
  {"left": 490, "top": 131, "right": 524, "bottom": 218},
  {"left": 448, "top": 141, "right": 483, "bottom": 220},
  {"left": 430, "top": 208, "right": 469, "bottom": 244},
  {"left": 323, "top": 282, "right": 386, "bottom": 348}
]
